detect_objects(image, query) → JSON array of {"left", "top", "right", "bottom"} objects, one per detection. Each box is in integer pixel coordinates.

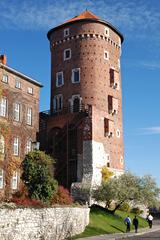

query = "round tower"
[{"left": 46, "top": 10, "right": 124, "bottom": 196}]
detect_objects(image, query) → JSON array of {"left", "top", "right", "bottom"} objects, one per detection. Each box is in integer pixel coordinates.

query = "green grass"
[{"left": 71, "top": 205, "right": 148, "bottom": 239}]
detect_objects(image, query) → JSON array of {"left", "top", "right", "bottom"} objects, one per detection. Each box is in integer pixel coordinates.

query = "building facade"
[
  {"left": 0, "top": 55, "right": 42, "bottom": 198},
  {"left": 39, "top": 11, "right": 124, "bottom": 201}
]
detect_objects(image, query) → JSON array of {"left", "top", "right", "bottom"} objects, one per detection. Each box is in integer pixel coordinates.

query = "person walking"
[
  {"left": 124, "top": 216, "right": 132, "bottom": 232},
  {"left": 133, "top": 216, "right": 139, "bottom": 233},
  {"left": 147, "top": 213, "right": 153, "bottom": 228}
]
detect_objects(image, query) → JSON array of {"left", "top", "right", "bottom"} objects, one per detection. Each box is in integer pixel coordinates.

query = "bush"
[
  {"left": 52, "top": 186, "right": 74, "bottom": 205},
  {"left": 21, "top": 150, "right": 58, "bottom": 203},
  {"left": 11, "top": 197, "right": 44, "bottom": 208},
  {"left": 131, "top": 207, "right": 143, "bottom": 215},
  {"left": 119, "top": 202, "right": 131, "bottom": 212}
]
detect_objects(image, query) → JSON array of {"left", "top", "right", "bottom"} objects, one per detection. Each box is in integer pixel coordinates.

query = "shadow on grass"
[{"left": 110, "top": 224, "right": 125, "bottom": 233}]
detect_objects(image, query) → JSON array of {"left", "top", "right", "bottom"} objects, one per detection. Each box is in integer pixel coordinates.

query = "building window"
[
  {"left": 56, "top": 72, "right": 64, "bottom": 87},
  {"left": 104, "top": 27, "right": 109, "bottom": 36},
  {"left": 13, "top": 103, "right": 20, "bottom": 122},
  {"left": 27, "top": 107, "right": 32, "bottom": 125},
  {"left": 72, "top": 68, "right": 80, "bottom": 83},
  {"left": 120, "top": 156, "right": 123, "bottom": 165},
  {"left": 0, "top": 169, "right": 4, "bottom": 189},
  {"left": 2, "top": 74, "right": 8, "bottom": 83},
  {"left": 53, "top": 95, "right": 63, "bottom": 112},
  {"left": 110, "top": 68, "right": 119, "bottom": 89},
  {"left": 104, "top": 118, "right": 114, "bottom": 137},
  {"left": 104, "top": 50, "right": 109, "bottom": 60},
  {"left": 64, "top": 49, "right": 71, "bottom": 61},
  {"left": 26, "top": 139, "right": 32, "bottom": 154},
  {"left": 27, "top": 87, "right": 33, "bottom": 94},
  {"left": 0, "top": 135, "right": 5, "bottom": 154},
  {"left": 0, "top": 97, "right": 7, "bottom": 117},
  {"left": 64, "top": 28, "right": 69, "bottom": 37},
  {"left": 116, "top": 129, "right": 121, "bottom": 138},
  {"left": 13, "top": 137, "right": 19, "bottom": 156},
  {"left": 15, "top": 79, "right": 21, "bottom": 89},
  {"left": 118, "top": 59, "right": 120, "bottom": 69},
  {"left": 12, "top": 171, "right": 18, "bottom": 190},
  {"left": 108, "top": 95, "right": 118, "bottom": 115}
]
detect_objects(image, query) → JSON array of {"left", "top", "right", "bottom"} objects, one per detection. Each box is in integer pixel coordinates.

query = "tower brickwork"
[{"left": 40, "top": 11, "right": 124, "bottom": 202}]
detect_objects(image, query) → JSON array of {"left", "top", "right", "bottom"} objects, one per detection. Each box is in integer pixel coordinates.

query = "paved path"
[
  {"left": 126, "top": 229, "right": 160, "bottom": 239},
  {"left": 76, "top": 224, "right": 160, "bottom": 240}
]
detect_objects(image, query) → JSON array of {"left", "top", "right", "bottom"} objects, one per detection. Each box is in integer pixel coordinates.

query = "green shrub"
[
  {"left": 119, "top": 202, "right": 131, "bottom": 212},
  {"left": 21, "top": 150, "right": 58, "bottom": 203},
  {"left": 131, "top": 207, "right": 143, "bottom": 215}
]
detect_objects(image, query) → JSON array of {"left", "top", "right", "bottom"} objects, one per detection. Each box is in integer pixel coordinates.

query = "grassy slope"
[{"left": 72, "top": 206, "right": 148, "bottom": 239}]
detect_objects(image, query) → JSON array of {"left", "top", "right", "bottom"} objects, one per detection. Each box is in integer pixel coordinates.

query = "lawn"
[{"left": 71, "top": 205, "right": 148, "bottom": 239}]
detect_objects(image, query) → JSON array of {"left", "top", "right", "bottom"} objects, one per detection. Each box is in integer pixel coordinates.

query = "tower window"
[
  {"left": 64, "top": 28, "right": 69, "bottom": 37},
  {"left": 27, "top": 107, "right": 32, "bottom": 125},
  {"left": 72, "top": 68, "right": 80, "bottom": 83},
  {"left": 104, "top": 50, "right": 109, "bottom": 60},
  {"left": 64, "top": 49, "right": 71, "bottom": 61},
  {"left": 108, "top": 95, "right": 118, "bottom": 115},
  {"left": 116, "top": 129, "right": 121, "bottom": 138},
  {"left": 104, "top": 118, "right": 114, "bottom": 138},
  {"left": 104, "top": 27, "right": 109, "bottom": 36},
  {"left": 56, "top": 72, "right": 64, "bottom": 87},
  {"left": 53, "top": 94, "right": 63, "bottom": 112},
  {"left": 110, "top": 68, "right": 119, "bottom": 89}
]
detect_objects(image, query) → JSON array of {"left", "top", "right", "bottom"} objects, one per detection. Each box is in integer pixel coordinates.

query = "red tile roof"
[{"left": 63, "top": 10, "right": 100, "bottom": 24}]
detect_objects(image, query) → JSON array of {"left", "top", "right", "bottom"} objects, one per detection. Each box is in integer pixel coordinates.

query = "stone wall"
[{"left": 0, "top": 207, "right": 90, "bottom": 240}]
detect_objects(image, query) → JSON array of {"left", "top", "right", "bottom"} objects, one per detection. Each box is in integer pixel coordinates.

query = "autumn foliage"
[{"left": 52, "top": 186, "right": 73, "bottom": 205}]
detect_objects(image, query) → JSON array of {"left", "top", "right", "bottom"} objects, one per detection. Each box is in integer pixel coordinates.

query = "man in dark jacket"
[{"left": 133, "top": 216, "right": 139, "bottom": 233}]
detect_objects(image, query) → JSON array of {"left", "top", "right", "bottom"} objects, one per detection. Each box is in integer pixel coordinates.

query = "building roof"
[
  {"left": 47, "top": 10, "right": 124, "bottom": 42},
  {"left": 0, "top": 63, "right": 43, "bottom": 87},
  {"left": 63, "top": 10, "right": 100, "bottom": 24}
]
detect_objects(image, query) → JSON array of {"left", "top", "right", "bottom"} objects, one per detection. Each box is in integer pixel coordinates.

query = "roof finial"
[{"left": 86, "top": 8, "right": 87, "bottom": 11}]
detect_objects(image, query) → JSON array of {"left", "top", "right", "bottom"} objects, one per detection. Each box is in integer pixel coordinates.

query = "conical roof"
[
  {"left": 47, "top": 10, "right": 124, "bottom": 42},
  {"left": 63, "top": 10, "right": 100, "bottom": 24}
]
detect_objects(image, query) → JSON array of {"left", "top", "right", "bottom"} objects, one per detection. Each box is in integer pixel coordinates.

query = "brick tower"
[{"left": 40, "top": 10, "right": 124, "bottom": 202}]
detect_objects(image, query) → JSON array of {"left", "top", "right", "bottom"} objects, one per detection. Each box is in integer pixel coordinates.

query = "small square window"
[
  {"left": 104, "top": 51, "right": 109, "bottom": 60},
  {"left": 2, "top": 74, "right": 8, "bottom": 83},
  {"left": 72, "top": 68, "right": 80, "bottom": 83},
  {"left": 27, "top": 87, "right": 33, "bottom": 94},
  {"left": 56, "top": 72, "right": 64, "bottom": 87},
  {"left": 64, "top": 28, "right": 69, "bottom": 37},
  {"left": 64, "top": 49, "right": 71, "bottom": 61},
  {"left": 15, "top": 79, "right": 21, "bottom": 89},
  {"left": 104, "top": 27, "right": 109, "bottom": 36}
]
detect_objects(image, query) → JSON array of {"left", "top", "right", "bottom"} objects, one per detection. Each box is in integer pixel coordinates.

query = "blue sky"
[{"left": 1, "top": 0, "right": 160, "bottom": 184}]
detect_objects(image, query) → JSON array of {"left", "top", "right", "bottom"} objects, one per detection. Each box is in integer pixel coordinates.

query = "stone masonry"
[{"left": 0, "top": 207, "right": 89, "bottom": 240}]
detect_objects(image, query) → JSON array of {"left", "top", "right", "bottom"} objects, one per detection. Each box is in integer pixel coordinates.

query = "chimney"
[{"left": 0, "top": 55, "right": 7, "bottom": 65}]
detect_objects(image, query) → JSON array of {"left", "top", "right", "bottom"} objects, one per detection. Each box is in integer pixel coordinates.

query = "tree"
[
  {"left": 92, "top": 172, "right": 160, "bottom": 214},
  {"left": 101, "top": 166, "right": 113, "bottom": 183},
  {"left": 21, "top": 150, "right": 58, "bottom": 203}
]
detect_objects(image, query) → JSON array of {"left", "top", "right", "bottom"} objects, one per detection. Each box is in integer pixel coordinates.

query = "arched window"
[
  {"left": 0, "top": 135, "right": 5, "bottom": 154},
  {"left": 73, "top": 97, "right": 80, "bottom": 112}
]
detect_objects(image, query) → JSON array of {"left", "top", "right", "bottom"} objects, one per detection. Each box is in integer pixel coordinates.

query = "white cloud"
[
  {"left": 0, "top": 0, "right": 160, "bottom": 41},
  {"left": 140, "top": 62, "right": 160, "bottom": 70},
  {"left": 140, "top": 127, "right": 160, "bottom": 135}
]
